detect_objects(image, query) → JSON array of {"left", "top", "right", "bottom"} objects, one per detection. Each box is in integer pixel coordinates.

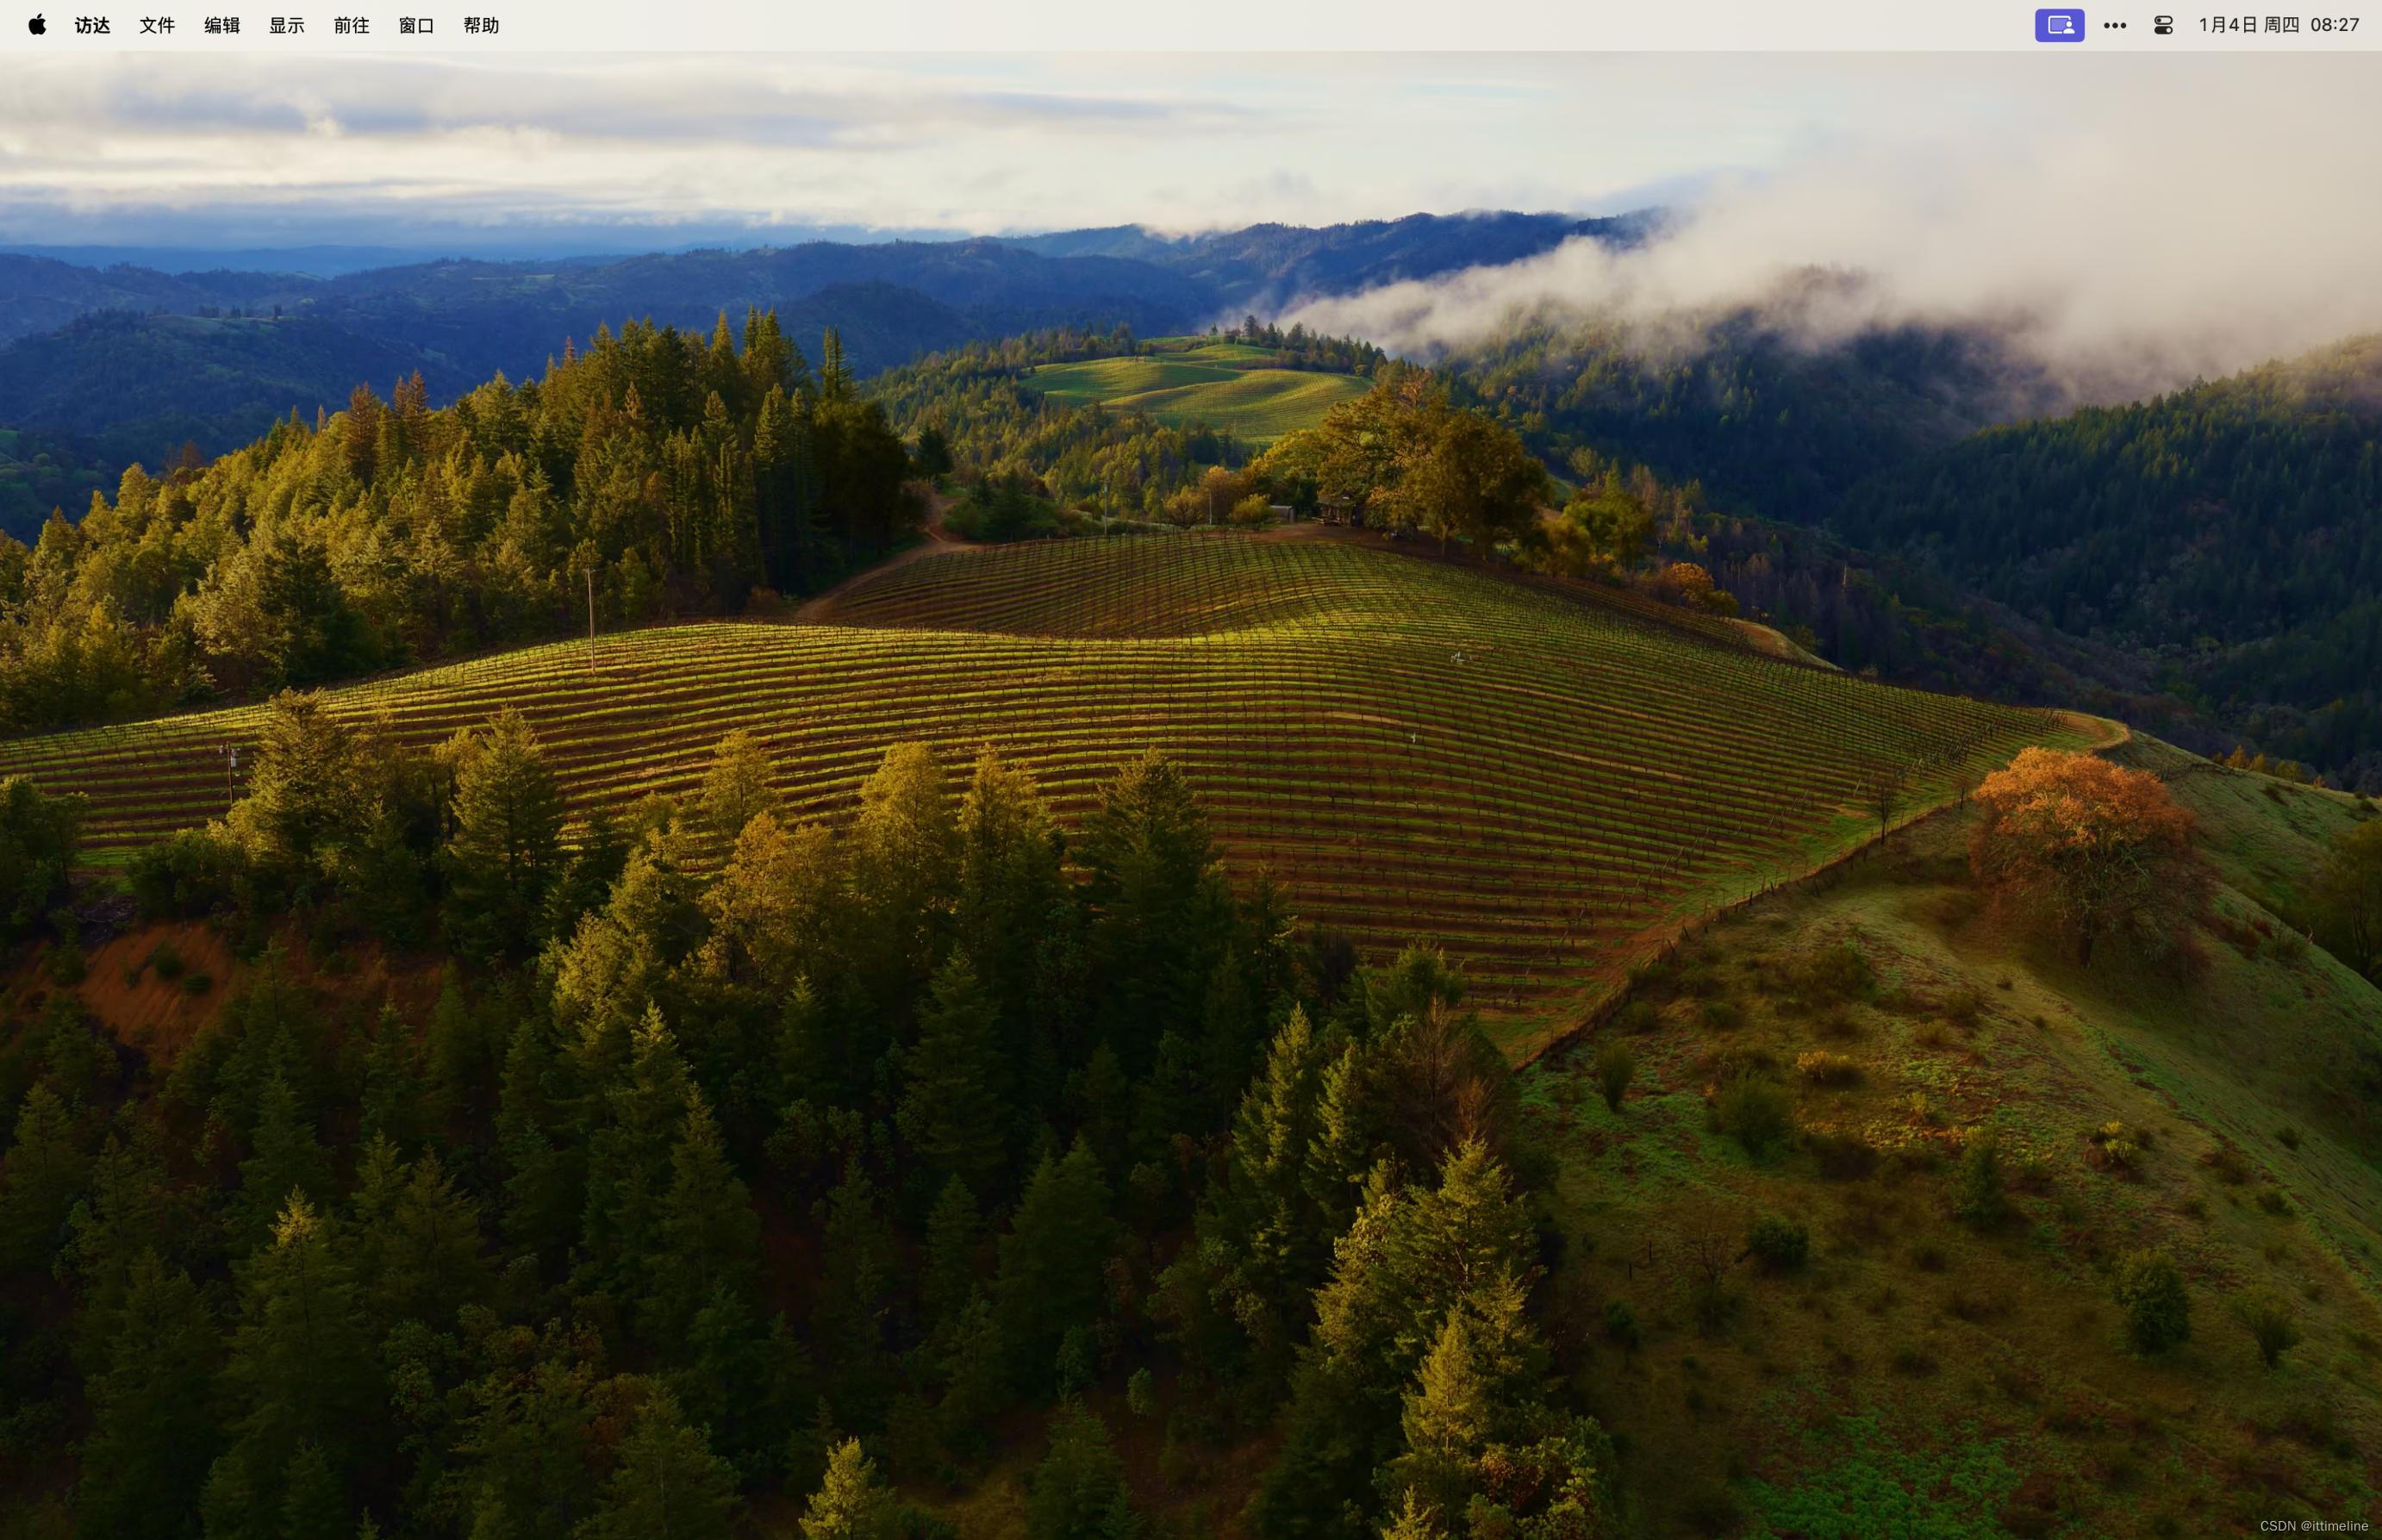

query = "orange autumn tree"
[{"left": 1969, "top": 747, "right": 2205, "bottom": 966}]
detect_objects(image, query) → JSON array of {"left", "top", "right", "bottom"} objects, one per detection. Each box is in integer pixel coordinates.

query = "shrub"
[
  {"left": 1593, "top": 1039, "right": 1636, "bottom": 1113},
  {"left": 1687, "top": 1276, "right": 1738, "bottom": 1335},
  {"left": 1794, "top": 1051, "right": 1861, "bottom": 1087},
  {"left": 1910, "top": 1242, "right": 1947, "bottom": 1273},
  {"left": 183, "top": 970, "right": 214, "bottom": 996},
  {"left": 1694, "top": 1044, "right": 1776, "bottom": 1081},
  {"left": 1601, "top": 1299, "right": 1642, "bottom": 1351},
  {"left": 149, "top": 939, "right": 186, "bottom": 980},
  {"left": 2233, "top": 1288, "right": 2302, "bottom": 1370},
  {"left": 1699, "top": 996, "right": 1743, "bottom": 1031},
  {"left": 1228, "top": 494, "right": 1275, "bottom": 527},
  {"left": 127, "top": 827, "right": 246, "bottom": 920},
  {"left": 1796, "top": 941, "right": 1876, "bottom": 1004},
  {"left": 1876, "top": 983, "right": 1925, "bottom": 1016},
  {"left": 2276, "top": 1125, "right": 2302, "bottom": 1150},
  {"left": 1942, "top": 988, "right": 1984, "bottom": 1028},
  {"left": 1955, "top": 1131, "right": 2008, "bottom": 1227},
  {"left": 1805, "top": 1127, "right": 1880, "bottom": 1181},
  {"left": 1890, "top": 1342, "right": 1940, "bottom": 1376},
  {"left": 2198, "top": 1142, "right": 2251, "bottom": 1185},
  {"left": 2256, "top": 1188, "right": 2295, "bottom": 1218},
  {"left": 1747, "top": 1214, "right": 1810, "bottom": 1273},
  {"left": 2112, "top": 1249, "right": 2192, "bottom": 1355},
  {"left": 1613, "top": 999, "right": 1658, "bottom": 1033},
  {"left": 2086, "top": 1121, "right": 2142, "bottom": 1174},
  {"left": 1126, "top": 1368, "right": 1157, "bottom": 1418},
  {"left": 1708, "top": 1072, "right": 1793, "bottom": 1158}
]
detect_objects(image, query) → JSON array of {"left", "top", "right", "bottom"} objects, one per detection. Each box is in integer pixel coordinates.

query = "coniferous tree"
[
  {"left": 441, "top": 708, "right": 567, "bottom": 961},
  {"left": 0, "top": 1081, "right": 86, "bottom": 1273},
  {"left": 800, "top": 1437, "right": 892, "bottom": 1540},
  {"left": 496, "top": 1016, "right": 583, "bottom": 1262},
  {"left": 356, "top": 1003, "right": 424, "bottom": 1153},
  {"left": 954, "top": 745, "right": 1069, "bottom": 1029},
  {"left": 0, "top": 774, "right": 84, "bottom": 939},
  {"left": 450, "top": 1325, "right": 606, "bottom": 1538},
  {"left": 203, "top": 1194, "right": 379, "bottom": 1540},
  {"left": 897, "top": 955, "right": 1013, "bottom": 1204},
  {"left": 812, "top": 1164, "right": 897, "bottom": 1428},
  {"left": 995, "top": 1141, "right": 1118, "bottom": 1391},
  {"left": 577, "top": 1007, "right": 696, "bottom": 1318},
  {"left": 847, "top": 743, "right": 957, "bottom": 1013},
  {"left": 648, "top": 1094, "right": 761, "bottom": 1347},
  {"left": 1026, "top": 1403, "right": 1138, "bottom": 1540},
  {"left": 76, "top": 1254, "right": 223, "bottom": 1540},
  {"left": 62, "top": 1112, "right": 202, "bottom": 1356},
  {"left": 351, "top": 1140, "right": 489, "bottom": 1335},
  {"left": 1076, "top": 751, "right": 1233, "bottom": 1069},
  {"left": 234, "top": 1072, "right": 331, "bottom": 1249},
  {"left": 550, "top": 831, "right": 706, "bottom": 1077},
  {"left": 694, "top": 729, "right": 783, "bottom": 862},
  {"left": 575, "top": 1392, "right": 741, "bottom": 1540},
  {"left": 920, "top": 1175, "right": 982, "bottom": 1344}
]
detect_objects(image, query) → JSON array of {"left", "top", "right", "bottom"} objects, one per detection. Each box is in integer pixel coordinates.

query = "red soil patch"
[
  {"left": 12, "top": 920, "right": 450, "bottom": 1070},
  {"left": 12, "top": 921, "right": 238, "bottom": 1068}
]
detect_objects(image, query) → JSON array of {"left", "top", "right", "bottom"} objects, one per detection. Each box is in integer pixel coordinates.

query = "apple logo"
[{"left": 27, "top": 14, "right": 44, "bottom": 33}]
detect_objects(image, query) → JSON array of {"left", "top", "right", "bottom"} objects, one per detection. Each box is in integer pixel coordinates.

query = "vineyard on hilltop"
[{"left": 0, "top": 533, "right": 2102, "bottom": 1051}]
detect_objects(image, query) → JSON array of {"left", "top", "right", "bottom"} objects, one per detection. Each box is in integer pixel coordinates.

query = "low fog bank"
[{"left": 1280, "top": 67, "right": 2382, "bottom": 408}]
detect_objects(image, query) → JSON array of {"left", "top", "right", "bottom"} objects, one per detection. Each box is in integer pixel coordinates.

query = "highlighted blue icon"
[{"left": 2036, "top": 8, "right": 2086, "bottom": 39}]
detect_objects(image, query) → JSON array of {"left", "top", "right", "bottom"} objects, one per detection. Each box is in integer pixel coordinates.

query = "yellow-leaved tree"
[{"left": 1969, "top": 747, "right": 2205, "bottom": 966}]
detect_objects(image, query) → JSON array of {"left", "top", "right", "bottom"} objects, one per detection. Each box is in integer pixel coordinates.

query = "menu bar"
[
  {"left": 8, "top": 1, "right": 2377, "bottom": 50},
  {"left": 42, "top": 10, "right": 501, "bottom": 35}
]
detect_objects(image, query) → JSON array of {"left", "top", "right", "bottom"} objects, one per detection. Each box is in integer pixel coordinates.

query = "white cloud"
[
  {"left": 1278, "top": 57, "right": 2382, "bottom": 396},
  {"left": 0, "top": 53, "right": 1850, "bottom": 242}
]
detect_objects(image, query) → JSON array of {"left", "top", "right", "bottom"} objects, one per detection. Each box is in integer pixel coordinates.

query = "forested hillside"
[
  {"left": 0, "top": 705, "right": 1612, "bottom": 1540},
  {"left": 0, "top": 312, "right": 481, "bottom": 489},
  {"left": 1443, "top": 307, "right": 2054, "bottom": 524},
  {"left": 1432, "top": 315, "right": 2382, "bottom": 789},
  {"left": 1832, "top": 338, "right": 2382, "bottom": 784},
  {"left": 0, "top": 427, "right": 112, "bottom": 546},
  {"left": 0, "top": 254, "right": 296, "bottom": 346},
  {"left": 0, "top": 312, "right": 917, "bottom": 733},
  {"left": 0, "top": 287, "right": 971, "bottom": 502},
  {"left": 1001, "top": 210, "right": 1651, "bottom": 306}
]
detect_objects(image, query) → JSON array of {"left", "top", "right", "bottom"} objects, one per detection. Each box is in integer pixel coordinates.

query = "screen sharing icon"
[{"left": 2036, "top": 8, "right": 2087, "bottom": 39}]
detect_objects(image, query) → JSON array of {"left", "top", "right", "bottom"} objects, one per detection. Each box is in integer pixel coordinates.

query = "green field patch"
[
  {"left": 1023, "top": 352, "right": 1372, "bottom": 443},
  {"left": 1742, "top": 1413, "right": 2023, "bottom": 1540}
]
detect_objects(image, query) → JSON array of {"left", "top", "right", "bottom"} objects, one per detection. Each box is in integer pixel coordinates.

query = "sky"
[
  {"left": 3, "top": 52, "right": 2377, "bottom": 389},
  {"left": 0, "top": 53, "right": 2110, "bottom": 247}
]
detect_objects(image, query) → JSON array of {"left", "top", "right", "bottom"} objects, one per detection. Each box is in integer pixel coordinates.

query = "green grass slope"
[
  {"left": 1023, "top": 343, "right": 1371, "bottom": 443},
  {"left": 1519, "top": 768, "right": 2382, "bottom": 1535},
  {"left": 0, "top": 533, "right": 2098, "bottom": 1052}
]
